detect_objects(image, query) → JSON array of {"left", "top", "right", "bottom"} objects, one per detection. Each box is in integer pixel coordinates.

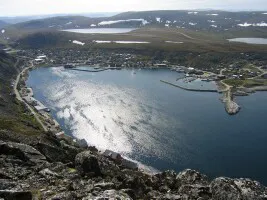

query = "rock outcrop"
[{"left": 0, "top": 139, "right": 267, "bottom": 199}]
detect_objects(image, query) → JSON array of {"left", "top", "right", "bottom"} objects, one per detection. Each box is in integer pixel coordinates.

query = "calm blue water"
[{"left": 27, "top": 66, "right": 267, "bottom": 184}]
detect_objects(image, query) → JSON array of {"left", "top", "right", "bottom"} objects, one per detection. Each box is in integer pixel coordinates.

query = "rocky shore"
[{"left": 1, "top": 134, "right": 267, "bottom": 200}]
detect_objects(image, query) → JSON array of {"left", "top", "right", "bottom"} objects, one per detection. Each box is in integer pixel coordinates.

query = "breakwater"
[
  {"left": 160, "top": 80, "right": 218, "bottom": 93},
  {"left": 66, "top": 68, "right": 109, "bottom": 73}
]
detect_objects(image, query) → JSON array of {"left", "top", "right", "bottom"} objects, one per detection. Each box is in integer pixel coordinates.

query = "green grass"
[{"left": 224, "top": 79, "right": 267, "bottom": 88}]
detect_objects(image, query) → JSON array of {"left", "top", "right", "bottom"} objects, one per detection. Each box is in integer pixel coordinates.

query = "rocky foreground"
[{"left": 1, "top": 135, "right": 267, "bottom": 200}]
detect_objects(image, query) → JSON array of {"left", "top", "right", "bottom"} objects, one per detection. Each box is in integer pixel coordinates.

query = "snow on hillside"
[
  {"left": 156, "top": 17, "right": 161, "bottom": 23},
  {"left": 165, "top": 41, "right": 184, "bottom": 44},
  {"left": 72, "top": 40, "right": 85, "bottom": 46},
  {"left": 189, "top": 22, "right": 197, "bottom": 26},
  {"left": 206, "top": 14, "right": 218, "bottom": 16},
  {"left": 238, "top": 22, "right": 267, "bottom": 27},
  {"left": 188, "top": 12, "right": 198, "bottom": 15},
  {"left": 208, "top": 20, "right": 216, "bottom": 23},
  {"left": 1, "top": 29, "right": 5, "bottom": 34},
  {"left": 98, "top": 19, "right": 149, "bottom": 26},
  {"left": 65, "top": 22, "right": 72, "bottom": 25}
]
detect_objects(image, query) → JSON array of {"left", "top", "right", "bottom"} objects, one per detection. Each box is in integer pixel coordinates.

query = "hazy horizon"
[{"left": 0, "top": 0, "right": 266, "bottom": 17}]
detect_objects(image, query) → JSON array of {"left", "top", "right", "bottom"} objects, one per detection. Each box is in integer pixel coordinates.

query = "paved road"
[{"left": 14, "top": 62, "right": 48, "bottom": 132}]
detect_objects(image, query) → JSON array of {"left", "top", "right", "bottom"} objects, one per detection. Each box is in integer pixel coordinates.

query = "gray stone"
[
  {"left": 82, "top": 189, "right": 132, "bottom": 200},
  {"left": 211, "top": 177, "right": 242, "bottom": 200},
  {"left": 75, "top": 151, "right": 101, "bottom": 176},
  {"left": 0, "top": 140, "right": 46, "bottom": 164}
]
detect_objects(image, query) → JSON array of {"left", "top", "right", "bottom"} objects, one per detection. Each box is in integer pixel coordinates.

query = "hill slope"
[{"left": 9, "top": 10, "right": 267, "bottom": 32}]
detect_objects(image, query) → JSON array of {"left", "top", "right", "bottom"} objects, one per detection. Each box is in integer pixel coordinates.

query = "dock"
[{"left": 160, "top": 80, "right": 218, "bottom": 93}]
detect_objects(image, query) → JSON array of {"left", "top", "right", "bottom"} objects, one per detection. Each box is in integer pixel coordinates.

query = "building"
[{"left": 34, "top": 58, "right": 44, "bottom": 64}]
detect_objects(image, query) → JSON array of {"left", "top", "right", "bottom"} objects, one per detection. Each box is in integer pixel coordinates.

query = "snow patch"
[
  {"left": 1, "top": 29, "right": 5, "bottom": 34},
  {"left": 90, "top": 24, "right": 96, "bottom": 27},
  {"left": 115, "top": 41, "right": 150, "bottom": 44},
  {"left": 98, "top": 19, "right": 149, "bottom": 26},
  {"left": 165, "top": 24, "right": 170, "bottom": 27},
  {"left": 93, "top": 40, "right": 111, "bottom": 43},
  {"left": 238, "top": 22, "right": 267, "bottom": 27},
  {"left": 72, "top": 40, "right": 85, "bottom": 46},
  {"left": 208, "top": 20, "right": 216, "bottom": 23},
  {"left": 206, "top": 14, "right": 218, "bottom": 16},
  {"left": 188, "top": 12, "right": 198, "bottom": 15},
  {"left": 166, "top": 20, "right": 171, "bottom": 24},
  {"left": 65, "top": 22, "right": 72, "bottom": 25},
  {"left": 156, "top": 17, "right": 161, "bottom": 23},
  {"left": 210, "top": 25, "right": 217, "bottom": 28},
  {"left": 165, "top": 41, "right": 184, "bottom": 44},
  {"left": 189, "top": 22, "right": 197, "bottom": 26},
  {"left": 262, "top": 13, "right": 267, "bottom": 15}
]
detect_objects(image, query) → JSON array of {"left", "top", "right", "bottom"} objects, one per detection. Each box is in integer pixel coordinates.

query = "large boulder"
[
  {"left": 0, "top": 140, "right": 46, "bottom": 164},
  {"left": 37, "top": 142, "right": 78, "bottom": 163},
  {"left": 75, "top": 151, "right": 101, "bottom": 176}
]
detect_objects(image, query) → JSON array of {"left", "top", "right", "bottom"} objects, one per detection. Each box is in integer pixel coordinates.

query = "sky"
[{"left": 0, "top": 0, "right": 267, "bottom": 16}]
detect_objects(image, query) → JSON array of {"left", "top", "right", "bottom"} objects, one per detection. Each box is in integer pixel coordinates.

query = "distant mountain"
[
  {"left": 0, "top": 20, "right": 8, "bottom": 29},
  {"left": 9, "top": 10, "right": 267, "bottom": 32},
  {"left": 0, "top": 12, "right": 117, "bottom": 24},
  {"left": 13, "top": 16, "right": 95, "bottom": 30}
]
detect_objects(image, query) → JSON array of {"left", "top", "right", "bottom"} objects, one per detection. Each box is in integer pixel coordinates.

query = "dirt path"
[{"left": 176, "top": 31, "right": 195, "bottom": 40}]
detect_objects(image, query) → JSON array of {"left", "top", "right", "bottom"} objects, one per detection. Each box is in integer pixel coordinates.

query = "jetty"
[
  {"left": 66, "top": 68, "right": 109, "bottom": 73},
  {"left": 160, "top": 80, "right": 218, "bottom": 93}
]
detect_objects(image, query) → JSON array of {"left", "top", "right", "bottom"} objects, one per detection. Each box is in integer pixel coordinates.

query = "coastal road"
[{"left": 14, "top": 61, "right": 48, "bottom": 132}]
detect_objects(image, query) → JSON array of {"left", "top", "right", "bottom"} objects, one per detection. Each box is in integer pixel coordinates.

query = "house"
[{"left": 34, "top": 58, "right": 44, "bottom": 64}]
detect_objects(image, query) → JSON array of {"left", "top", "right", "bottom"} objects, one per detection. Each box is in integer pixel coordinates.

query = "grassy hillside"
[
  {"left": 13, "top": 27, "right": 267, "bottom": 53},
  {"left": 0, "top": 52, "right": 43, "bottom": 138}
]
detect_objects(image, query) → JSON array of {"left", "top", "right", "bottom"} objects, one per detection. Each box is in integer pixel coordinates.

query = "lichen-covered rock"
[
  {"left": 82, "top": 189, "right": 133, "bottom": 200},
  {"left": 0, "top": 140, "right": 47, "bottom": 164},
  {"left": 233, "top": 178, "right": 267, "bottom": 200},
  {"left": 37, "top": 142, "right": 74, "bottom": 163},
  {"left": 176, "top": 169, "right": 209, "bottom": 186},
  {"left": 75, "top": 151, "right": 101, "bottom": 176},
  {"left": 178, "top": 184, "right": 211, "bottom": 199},
  {"left": 211, "top": 177, "right": 242, "bottom": 200}
]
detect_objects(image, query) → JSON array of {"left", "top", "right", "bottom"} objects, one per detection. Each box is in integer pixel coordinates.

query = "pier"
[{"left": 160, "top": 80, "right": 218, "bottom": 93}]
